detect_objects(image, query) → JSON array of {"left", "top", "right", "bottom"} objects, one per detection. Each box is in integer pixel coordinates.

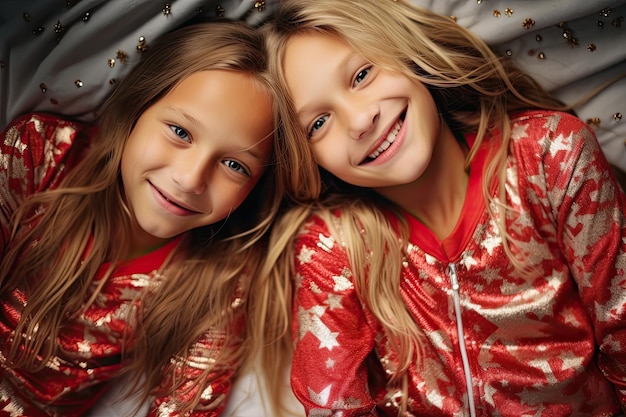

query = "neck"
[{"left": 376, "top": 123, "right": 469, "bottom": 240}]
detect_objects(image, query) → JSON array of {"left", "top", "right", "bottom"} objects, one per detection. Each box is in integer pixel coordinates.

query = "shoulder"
[
  {"left": 295, "top": 210, "right": 351, "bottom": 267},
  {"left": 509, "top": 110, "right": 596, "bottom": 146},
  {"left": 508, "top": 110, "right": 600, "bottom": 161},
  {"left": 296, "top": 211, "right": 340, "bottom": 253},
  {"left": 2, "top": 112, "right": 93, "bottom": 154},
  {"left": 1, "top": 112, "right": 95, "bottom": 195}
]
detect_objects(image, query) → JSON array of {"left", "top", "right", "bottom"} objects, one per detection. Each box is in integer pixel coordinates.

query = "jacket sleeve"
[
  {"left": 548, "top": 113, "right": 626, "bottom": 411},
  {"left": 148, "top": 329, "right": 237, "bottom": 417},
  {"left": 291, "top": 215, "right": 379, "bottom": 416},
  {"left": 0, "top": 112, "right": 87, "bottom": 252}
]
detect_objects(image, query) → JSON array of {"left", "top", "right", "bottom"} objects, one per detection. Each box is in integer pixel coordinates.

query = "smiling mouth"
[
  {"left": 153, "top": 184, "right": 200, "bottom": 214},
  {"left": 364, "top": 112, "right": 405, "bottom": 163}
]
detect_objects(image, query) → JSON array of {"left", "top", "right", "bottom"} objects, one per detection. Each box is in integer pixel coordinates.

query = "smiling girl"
[
  {"left": 0, "top": 21, "right": 293, "bottom": 416},
  {"left": 262, "top": 0, "right": 626, "bottom": 415}
]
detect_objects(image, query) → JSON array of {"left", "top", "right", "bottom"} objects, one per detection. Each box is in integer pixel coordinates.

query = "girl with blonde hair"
[
  {"left": 0, "top": 20, "right": 295, "bottom": 417},
  {"left": 261, "top": 0, "right": 626, "bottom": 415}
]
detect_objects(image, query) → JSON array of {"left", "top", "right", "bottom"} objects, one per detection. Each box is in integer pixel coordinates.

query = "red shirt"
[
  {"left": 291, "top": 111, "right": 626, "bottom": 416},
  {"left": 0, "top": 113, "right": 237, "bottom": 417}
]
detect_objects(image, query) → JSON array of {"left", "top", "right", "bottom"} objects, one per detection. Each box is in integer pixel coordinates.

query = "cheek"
[{"left": 311, "top": 140, "right": 342, "bottom": 172}]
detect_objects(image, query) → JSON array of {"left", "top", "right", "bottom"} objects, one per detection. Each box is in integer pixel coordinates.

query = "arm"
[
  {"left": 548, "top": 113, "right": 626, "bottom": 410},
  {"left": 291, "top": 215, "right": 379, "bottom": 416},
  {"left": 148, "top": 329, "right": 237, "bottom": 417}
]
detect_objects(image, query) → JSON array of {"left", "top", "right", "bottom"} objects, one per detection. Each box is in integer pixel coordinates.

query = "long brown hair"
[
  {"left": 0, "top": 20, "right": 294, "bottom": 414},
  {"left": 261, "top": 0, "right": 570, "bottom": 411}
]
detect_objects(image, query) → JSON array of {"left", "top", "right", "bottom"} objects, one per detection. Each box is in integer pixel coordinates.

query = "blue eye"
[
  {"left": 353, "top": 67, "right": 371, "bottom": 87},
  {"left": 170, "top": 125, "right": 190, "bottom": 142},
  {"left": 223, "top": 159, "right": 250, "bottom": 176},
  {"left": 308, "top": 115, "right": 329, "bottom": 138}
]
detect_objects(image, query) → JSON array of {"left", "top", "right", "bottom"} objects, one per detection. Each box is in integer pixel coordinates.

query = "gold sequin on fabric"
[
  {"left": 586, "top": 117, "right": 602, "bottom": 127},
  {"left": 136, "top": 36, "right": 148, "bottom": 53},
  {"left": 115, "top": 50, "right": 128, "bottom": 64},
  {"left": 216, "top": 5, "right": 225, "bottom": 17},
  {"left": 493, "top": 10, "right": 501, "bottom": 18},
  {"left": 522, "top": 18, "right": 535, "bottom": 29},
  {"left": 107, "top": 58, "right": 115, "bottom": 68},
  {"left": 54, "top": 20, "right": 65, "bottom": 43},
  {"left": 558, "top": 22, "right": 579, "bottom": 47},
  {"left": 254, "top": 1, "right": 266, "bottom": 12},
  {"left": 587, "top": 43, "right": 597, "bottom": 51},
  {"left": 614, "top": 113, "right": 623, "bottom": 122},
  {"left": 74, "top": 80, "right": 83, "bottom": 88},
  {"left": 39, "top": 83, "right": 47, "bottom": 93},
  {"left": 162, "top": 3, "right": 172, "bottom": 16}
]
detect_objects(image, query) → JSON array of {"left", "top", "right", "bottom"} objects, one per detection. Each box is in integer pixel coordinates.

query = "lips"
[
  {"left": 150, "top": 182, "right": 201, "bottom": 215},
  {"left": 361, "top": 112, "right": 405, "bottom": 164}
]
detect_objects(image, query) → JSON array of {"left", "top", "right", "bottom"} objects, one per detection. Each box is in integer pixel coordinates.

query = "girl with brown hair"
[{"left": 0, "top": 20, "right": 296, "bottom": 417}]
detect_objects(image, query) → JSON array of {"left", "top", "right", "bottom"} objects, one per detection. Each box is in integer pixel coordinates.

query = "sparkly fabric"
[
  {"left": 291, "top": 111, "right": 626, "bottom": 416},
  {"left": 0, "top": 113, "right": 238, "bottom": 417}
]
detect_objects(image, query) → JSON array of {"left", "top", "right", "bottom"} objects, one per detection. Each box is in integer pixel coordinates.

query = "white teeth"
[{"left": 368, "top": 119, "right": 403, "bottom": 160}]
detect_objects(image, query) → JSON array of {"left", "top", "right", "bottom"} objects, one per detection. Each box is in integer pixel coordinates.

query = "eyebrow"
[
  {"left": 163, "top": 106, "right": 271, "bottom": 162},
  {"left": 163, "top": 107, "right": 205, "bottom": 133}
]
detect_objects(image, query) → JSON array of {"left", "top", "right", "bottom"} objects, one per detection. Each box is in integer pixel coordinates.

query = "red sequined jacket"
[
  {"left": 291, "top": 111, "right": 626, "bottom": 416},
  {"left": 0, "top": 113, "right": 238, "bottom": 417}
]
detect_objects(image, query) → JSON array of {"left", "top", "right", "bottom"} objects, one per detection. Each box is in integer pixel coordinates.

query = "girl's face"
[
  {"left": 121, "top": 70, "right": 273, "bottom": 255},
  {"left": 283, "top": 33, "right": 441, "bottom": 190}
]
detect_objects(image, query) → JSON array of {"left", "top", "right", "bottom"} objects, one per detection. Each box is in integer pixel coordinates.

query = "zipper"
[{"left": 449, "top": 263, "right": 477, "bottom": 417}]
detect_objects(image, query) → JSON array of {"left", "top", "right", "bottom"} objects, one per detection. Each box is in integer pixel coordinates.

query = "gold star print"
[
  {"left": 332, "top": 267, "right": 354, "bottom": 291},
  {"left": 317, "top": 233, "right": 334, "bottom": 252},
  {"left": 307, "top": 384, "right": 332, "bottom": 406},
  {"left": 324, "top": 293, "right": 343, "bottom": 310},
  {"left": 297, "top": 306, "right": 340, "bottom": 350},
  {"left": 297, "top": 245, "right": 315, "bottom": 264}
]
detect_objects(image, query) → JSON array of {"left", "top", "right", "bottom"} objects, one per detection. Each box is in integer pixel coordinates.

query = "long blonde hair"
[
  {"left": 262, "top": 0, "right": 569, "bottom": 408},
  {"left": 0, "top": 20, "right": 295, "bottom": 414}
]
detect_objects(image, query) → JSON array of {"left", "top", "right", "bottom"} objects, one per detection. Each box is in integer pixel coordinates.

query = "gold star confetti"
[
  {"left": 116, "top": 50, "right": 128, "bottom": 64},
  {"left": 522, "top": 18, "right": 535, "bottom": 29}
]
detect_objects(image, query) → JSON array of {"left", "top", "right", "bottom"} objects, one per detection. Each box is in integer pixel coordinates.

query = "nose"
[
  {"left": 345, "top": 99, "right": 379, "bottom": 141},
  {"left": 171, "top": 151, "right": 210, "bottom": 194}
]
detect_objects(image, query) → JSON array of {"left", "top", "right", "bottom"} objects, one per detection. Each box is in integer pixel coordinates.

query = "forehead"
[
  {"left": 283, "top": 32, "right": 353, "bottom": 77},
  {"left": 283, "top": 33, "right": 357, "bottom": 106},
  {"left": 164, "top": 70, "right": 274, "bottom": 152}
]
